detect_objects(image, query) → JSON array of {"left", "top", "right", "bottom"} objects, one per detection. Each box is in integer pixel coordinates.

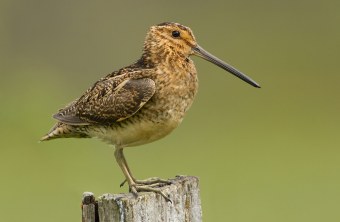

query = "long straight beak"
[{"left": 193, "top": 45, "right": 260, "bottom": 88}]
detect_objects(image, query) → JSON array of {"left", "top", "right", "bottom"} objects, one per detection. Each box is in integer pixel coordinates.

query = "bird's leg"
[
  {"left": 114, "top": 147, "right": 171, "bottom": 202},
  {"left": 117, "top": 149, "right": 170, "bottom": 190},
  {"left": 117, "top": 148, "right": 170, "bottom": 187},
  {"left": 114, "top": 148, "right": 136, "bottom": 191}
]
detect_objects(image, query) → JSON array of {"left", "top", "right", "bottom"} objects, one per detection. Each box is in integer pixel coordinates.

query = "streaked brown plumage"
[{"left": 41, "top": 22, "right": 260, "bottom": 201}]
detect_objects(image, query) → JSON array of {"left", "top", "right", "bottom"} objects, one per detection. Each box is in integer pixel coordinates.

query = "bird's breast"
[{"left": 151, "top": 63, "right": 199, "bottom": 119}]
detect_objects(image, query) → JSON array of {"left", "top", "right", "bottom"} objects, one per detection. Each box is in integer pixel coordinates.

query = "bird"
[{"left": 41, "top": 22, "right": 260, "bottom": 201}]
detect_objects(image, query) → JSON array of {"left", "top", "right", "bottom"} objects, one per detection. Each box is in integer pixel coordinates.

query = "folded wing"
[{"left": 53, "top": 77, "right": 156, "bottom": 125}]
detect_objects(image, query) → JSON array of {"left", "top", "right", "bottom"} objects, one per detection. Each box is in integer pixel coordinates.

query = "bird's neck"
[{"left": 141, "top": 48, "right": 188, "bottom": 70}]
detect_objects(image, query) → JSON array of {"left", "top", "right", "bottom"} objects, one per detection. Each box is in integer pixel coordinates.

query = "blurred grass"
[{"left": 1, "top": 0, "right": 340, "bottom": 221}]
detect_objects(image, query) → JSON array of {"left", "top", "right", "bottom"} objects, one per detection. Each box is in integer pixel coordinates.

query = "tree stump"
[{"left": 81, "top": 176, "right": 202, "bottom": 222}]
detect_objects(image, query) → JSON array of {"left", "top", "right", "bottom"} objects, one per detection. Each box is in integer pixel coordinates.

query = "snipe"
[{"left": 41, "top": 22, "right": 260, "bottom": 201}]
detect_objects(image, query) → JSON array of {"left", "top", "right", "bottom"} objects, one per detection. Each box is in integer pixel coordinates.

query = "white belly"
[{"left": 90, "top": 118, "right": 181, "bottom": 147}]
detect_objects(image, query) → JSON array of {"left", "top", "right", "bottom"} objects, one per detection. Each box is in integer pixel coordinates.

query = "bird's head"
[
  {"left": 143, "top": 22, "right": 196, "bottom": 63},
  {"left": 143, "top": 22, "right": 260, "bottom": 88}
]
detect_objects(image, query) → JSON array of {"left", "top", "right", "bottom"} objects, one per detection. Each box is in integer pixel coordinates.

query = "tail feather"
[{"left": 40, "top": 122, "right": 89, "bottom": 141}]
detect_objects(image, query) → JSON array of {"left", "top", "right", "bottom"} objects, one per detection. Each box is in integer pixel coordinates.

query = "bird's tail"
[{"left": 40, "top": 122, "right": 89, "bottom": 141}]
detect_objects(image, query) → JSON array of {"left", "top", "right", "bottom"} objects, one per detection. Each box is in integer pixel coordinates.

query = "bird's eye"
[{"left": 172, "top": 30, "right": 180, "bottom": 38}]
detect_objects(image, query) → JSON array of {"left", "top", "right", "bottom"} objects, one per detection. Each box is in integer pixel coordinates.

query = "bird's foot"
[
  {"left": 130, "top": 183, "right": 172, "bottom": 202},
  {"left": 120, "top": 177, "right": 172, "bottom": 187},
  {"left": 135, "top": 177, "right": 172, "bottom": 186},
  {"left": 120, "top": 177, "right": 172, "bottom": 202}
]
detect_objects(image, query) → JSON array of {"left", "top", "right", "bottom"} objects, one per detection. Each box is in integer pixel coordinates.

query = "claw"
[{"left": 120, "top": 179, "right": 127, "bottom": 187}]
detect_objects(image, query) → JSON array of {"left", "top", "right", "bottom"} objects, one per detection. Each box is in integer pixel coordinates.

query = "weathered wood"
[
  {"left": 81, "top": 176, "right": 202, "bottom": 222},
  {"left": 82, "top": 192, "right": 98, "bottom": 222}
]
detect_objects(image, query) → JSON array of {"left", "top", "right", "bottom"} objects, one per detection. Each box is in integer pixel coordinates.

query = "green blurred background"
[{"left": 1, "top": 0, "right": 340, "bottom": 221}]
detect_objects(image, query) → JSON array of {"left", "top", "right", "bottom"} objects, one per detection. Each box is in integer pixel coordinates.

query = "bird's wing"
[{"left": 53, "top": 76, "right": 155, "bottom": 125}]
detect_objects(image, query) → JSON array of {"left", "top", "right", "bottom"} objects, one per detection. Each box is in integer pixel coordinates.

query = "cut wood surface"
[{"left": 81, "top": 176, "right": 202, "bottom": 222}]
